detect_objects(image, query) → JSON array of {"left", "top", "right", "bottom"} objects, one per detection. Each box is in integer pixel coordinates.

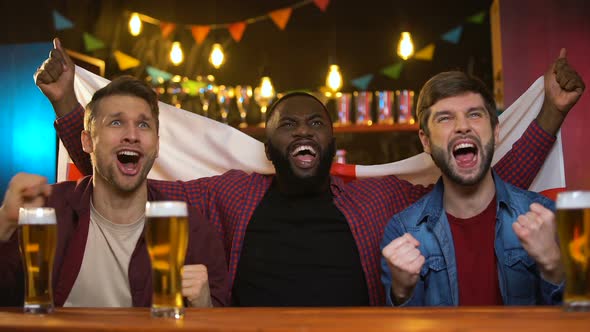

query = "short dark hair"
[
  {"left": 265, "top": 91, "right": 331, "bottom": 126},
  {"left": 84, "top": 75, "right": 159, "bottom": 134},
  {"left": 415, "top": 71, "right": 498, "bottom": 135}
]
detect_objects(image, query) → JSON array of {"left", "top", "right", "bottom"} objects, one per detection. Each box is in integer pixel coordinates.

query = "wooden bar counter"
[{"left": 1, "top": 307, "right": 589, "bottom": 331}]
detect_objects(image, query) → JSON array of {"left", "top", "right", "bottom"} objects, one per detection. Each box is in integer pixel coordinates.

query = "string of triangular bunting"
[
  {"left": 127, "top": 0, "right": 329, "bottom": 43},
  {"left": 350, "top": 10, "right": 486, "bottom": 90},
  {"left": 51, "top": 0, "right": 330, "bottom": 74}
]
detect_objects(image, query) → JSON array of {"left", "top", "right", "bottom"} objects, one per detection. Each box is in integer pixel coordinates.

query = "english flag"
[{"left": 58, "top": 66, "right": 565, "bottom": 198}]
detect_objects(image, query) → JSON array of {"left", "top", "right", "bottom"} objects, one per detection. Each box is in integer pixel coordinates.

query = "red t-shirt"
[{"left": 447, "top": 196, "right": 503, "bottom": 305}]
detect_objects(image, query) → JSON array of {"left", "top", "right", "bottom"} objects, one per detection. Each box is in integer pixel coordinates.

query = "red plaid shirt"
[{"left": 55, "top": 105, "right": 555, "bottom": 305}]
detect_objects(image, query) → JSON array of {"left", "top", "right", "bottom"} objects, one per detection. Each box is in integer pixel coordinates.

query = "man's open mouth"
[
  {"left": 116, "top": 150, "right": 141, "bottom": 175},
  {"left": 452, "top": 142, "right": 478, "bottom": 168},
  {"left": 290, "top": 144, "right": 318, "bottom": 169}
]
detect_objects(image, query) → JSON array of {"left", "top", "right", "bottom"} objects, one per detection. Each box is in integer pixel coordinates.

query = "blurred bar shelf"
[{"left": 239, "top": 123, "right": 419, "bottom": 136}]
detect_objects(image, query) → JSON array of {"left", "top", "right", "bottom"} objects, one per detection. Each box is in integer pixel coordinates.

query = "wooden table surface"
[{"left": 0, "top": 306, "right": 589, "bottom": 331}]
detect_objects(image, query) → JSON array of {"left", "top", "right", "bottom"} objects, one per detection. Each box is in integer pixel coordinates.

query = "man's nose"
[
  {"left": 454, "top": 114, "right": 471, "bottom": 134},
  {"left": 122, "top": 124, "right": 140, "bottom": 143},
  {"left": 293, "top": 123, "right": 313, "bottom": 137}
]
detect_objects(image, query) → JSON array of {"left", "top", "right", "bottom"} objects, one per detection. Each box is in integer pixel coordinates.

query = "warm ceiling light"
[
  {"left": 397, "top": 31, "right": 414, "bottom": 60},
  {"left": 209, "top": 43, "right": 225, "bottom": 69},
  {"left": 326, "top": 64, "right": 343, "bottom": 93},
  {"left": 129, "top": 13, "right": 142, "bottom": 36},
  {"left": 170, "top": 41, "right": 184, "bottom": 65}
]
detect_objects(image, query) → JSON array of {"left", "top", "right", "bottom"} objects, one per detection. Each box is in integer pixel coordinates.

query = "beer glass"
[
  {"left": 145, "top": 201, "right": 189, "bottom": 319},
  {"left": 18, "top": 207, "right": 57, "bottom": 314},
  {"left": 556, "top": 191, "right": 590, "bottom": 311}
]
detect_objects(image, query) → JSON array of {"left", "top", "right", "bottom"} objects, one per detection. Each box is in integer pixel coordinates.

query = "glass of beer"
[
  {"left": 18, "top": 207, "right": 57, "bottom": 314},
  {"left": 145, "top": 201, "right": 189, "bottom": 319},
  {"left": 556, "top": 191, "right": 590, "bottom": 311}
]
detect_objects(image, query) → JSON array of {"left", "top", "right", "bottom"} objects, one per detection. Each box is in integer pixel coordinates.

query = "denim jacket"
[{"left": 380, "top": 172, "right": 563, "bottom": 306}]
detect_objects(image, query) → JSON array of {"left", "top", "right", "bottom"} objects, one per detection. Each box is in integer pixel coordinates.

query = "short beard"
[
  {"left": 267, "top": 140, "right": 336, "bottom": 195},
  {"left": 430, "top": 137, "right": 494, "bottom": 186}
]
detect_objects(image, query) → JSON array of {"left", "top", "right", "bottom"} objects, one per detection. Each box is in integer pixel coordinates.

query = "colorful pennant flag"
[
  {"left": 442, "top": 26, "right": 463, "bottom": 44},
  {"left": 113, "top": 51, "right": 140, "bottom": 71},
  {"left": 181, "top": 79, "right": 207, "bottom": 96},
  {"left": 160, "top": 22, "right": 177, "bottom": 38},
  {"left": 467, "top": 11, "right": 486, "bottom": 24},
  {"left": 351, "top": 74, "right": 373, "bottom": 90},
  {"left": 146, "top": 66, "right": 173, "bottom": 84},
  {"left": 53, "top": 10, "right": 73, "bottom": 31},
  {"left": 414, "top": 44, "right": 435, "bottom": 61},
  {"left": 83, "top": 33, "right": 105, "bottom": 52},
  {"left": 228, "top": 22, "right": 247, "bottom": 42},
  {"left": 313, "top": 0, "right": 330, "bottom": 12},
  {"left": 381, "top": 62, "right": 404, "bottom": 79},
  {"left": 269, "top": 8, "right": 293, "bottom": 30},
  {"left": 191, "top": 25, "right": 211, "bottom": 44}
]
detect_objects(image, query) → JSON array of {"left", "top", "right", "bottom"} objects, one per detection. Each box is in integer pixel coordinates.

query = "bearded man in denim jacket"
[{"left": 381, "top": 50, "right": 585, "bottom": 306}]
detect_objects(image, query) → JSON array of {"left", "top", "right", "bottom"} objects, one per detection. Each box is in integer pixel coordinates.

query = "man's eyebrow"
[
  {"left": 306, "top": 113, "right": 325, "bottom": 121},
  {"left": 104, "top": 112, "right": 123, "bottom": 119}
]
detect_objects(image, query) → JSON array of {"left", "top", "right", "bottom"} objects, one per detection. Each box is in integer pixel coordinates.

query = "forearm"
[
  {"left": 536, "top": 97, "right": 567, "bottom": 136},
  {"left": 52, "top": 93, "right": 79, "bottom": 118}
]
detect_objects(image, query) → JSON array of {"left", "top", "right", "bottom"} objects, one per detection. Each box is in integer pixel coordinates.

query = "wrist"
[
  {"left": 536, "top": 98, "right": 566, "bottom": 136},
  {"left": 537, "top": 247, "right": 565, "bottom": 284},
  {"left": 51, "top": 92, "right": 79, "bottom": 118}
]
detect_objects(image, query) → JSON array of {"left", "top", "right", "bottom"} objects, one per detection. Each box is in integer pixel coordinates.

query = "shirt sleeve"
[
  {"left": 54, "top": 104, "right": 93, "bottom": 176},
  {"left": 539, "top": 277, "right": 564, "bottom": 305},
  {"left": 0, "top": 232, "right": 24, "bottom": 306},
  {"left": 492, "top": 120, "right": 555, "bottom": 189},
  {"left": 186, "top": 207, "right": 230, "bottom": 307}
]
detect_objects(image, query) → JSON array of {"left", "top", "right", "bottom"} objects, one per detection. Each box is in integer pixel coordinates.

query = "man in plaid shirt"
[{"left": 36, "top": 39, "right": 582, "bottom": 306}]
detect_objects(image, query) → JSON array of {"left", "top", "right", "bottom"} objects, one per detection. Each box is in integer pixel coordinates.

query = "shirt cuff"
[
  {"left": 531, "top": 119, "right": 557, "bottom": 145},
  {"left": 540, "top": 276, "right": 565, "bottom": 305},
  {"left": 54, "top": 103, "right": 85, "bottom": 131}
]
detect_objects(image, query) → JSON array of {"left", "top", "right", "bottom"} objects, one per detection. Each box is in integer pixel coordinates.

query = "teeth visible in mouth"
[
  {"left": 291, "top": 145, "right": 317, "bottom": 157},
  {"left": 453, "top": 143, "right": 475, "bottom": 152},
  {"left": 118, "top": 150, "right": 139, "bottom": 157}
]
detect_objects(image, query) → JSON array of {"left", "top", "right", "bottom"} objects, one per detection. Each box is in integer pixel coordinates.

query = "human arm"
[
  {"left": 33, "top": 38, "right": 93, "bottom": 175},
  {"left": 0, "top": 173, "right": 52, "bottom": 241},
  {"left": 513, "top": 203, "right": 564, "bottom": 304},
  {"left": 381, "top": 219, "right": 425, "bottom": 306},
  {"left": 0, "top": 173, "right": 51, "bottom": 306},
  {"left": 492, "top": 49, "right": 584, "bottom": 189}
]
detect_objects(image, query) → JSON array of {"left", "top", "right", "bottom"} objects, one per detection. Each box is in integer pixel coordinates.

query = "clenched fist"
[
  {"left": 513, "top": 203, "right": 564, "bottom": 284},
  {"left": 382, "top": 233, "right": 425, "bottom": 304},
  {"left": 182, "top": 264, "right": 212, "bottom": 307},
  {"left": 0, "top": 173, "right": 52, "bottom": 241}
]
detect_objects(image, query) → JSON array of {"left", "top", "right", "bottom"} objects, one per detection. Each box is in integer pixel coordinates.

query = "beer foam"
[
  {"left": 556, "top": 191, "right": 590, "bottom": 209},
  {"left": 18, "top": 207, "right": 57, "bottom": 225},
  {"left": 146, "top": 201, "right": 188, "bottom": 217}
]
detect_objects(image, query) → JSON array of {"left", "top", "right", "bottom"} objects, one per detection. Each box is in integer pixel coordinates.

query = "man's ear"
[
  {"left": 419, "top": 129, "right": 431, "bottom": 154},
  {"left": 81, "top": 130, "right": 93, "bottom": 154}
]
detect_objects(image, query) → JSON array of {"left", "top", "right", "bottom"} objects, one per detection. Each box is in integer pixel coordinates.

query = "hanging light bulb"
[
  {"left": 170, "top": 41, "right": 184, "bottom": 65},
  {"left": 128, "top": 13, "right": 142, "bottom": 36},
  {"left": 254, "top": 76, "right": 275, "bottom": 126},
  {"left": 397, "top": 31, "right": 414, "bottom": 60},
  {"left": 259, "top": 76, "right": 274, "bottom": 100},
  {"left": 326, "top": 64, "right": 343, "bottom": 93},
  {"left": 209, "top": 43, "right": 225, "bottom": 69}
]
